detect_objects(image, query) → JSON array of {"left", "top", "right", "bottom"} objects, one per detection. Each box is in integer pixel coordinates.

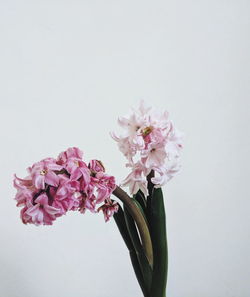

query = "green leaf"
[
  {"left": 113, "top": 204, "right": 134, "bottom": 251},
  {"left": 113, "top": 204, "right": 148, "bottom": 297},
  {"left": 133, "top": 190, "right": 147, "bottom": 212},
  {"left": 146, "top": 170, "right": 155, "bottom": 225},
  {"left": 149, "top": 188, "right": 168, "bottom": 297},
  {"left": 131, "top": 198, "right": 148, "bottom": 225},
  {"left": 124, "top": 206, "right": 152, "bottom": 296},
  {"left": 129, "top": 250, "right": 149, "bottom": 297}
]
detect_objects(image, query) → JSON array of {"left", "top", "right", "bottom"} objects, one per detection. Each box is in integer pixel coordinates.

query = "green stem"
[{"left": 112, "top": 186, "right": 153, "bottom": 267}]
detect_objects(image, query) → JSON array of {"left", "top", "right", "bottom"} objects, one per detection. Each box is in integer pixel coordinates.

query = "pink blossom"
[
  {"left": 13, "top": 147, "right": 117, "bottom": 226},
  {"left": 110, "top": 133, "right": 136, "bottom": 161},
  {"left": 13, "top": 174, "right": 33, "bottom": 190},
  {"left": 98, "top": 199, "right": 119, "bottom": 222},
  {"left": 118, "top": 113, "right": 145, "bottom": 150},
  {"left": 151, "top": 164, "right": 180, "bottom": 188},
  {"left": 122, "top": 162, "right": 149, "bottom": 197},
  {"left": 86, "top": 171, "right": 116, "bottom": 205},
  {"left": 143, "top": 127, "right": 168, "bottom": 148},
  {"left": 57, "top": 148, "right": 91, "bottom": 185},
  {"left": 66, "top": 159, "right": 90, "bottom": 183},
  {"left": 30, "top": 158, "right": 62, "bottom": 189},
  {"left": 13, "top": 175, "right": 35, "bottom": 206},
  {"left": 14, "top": 188, "right": 33, "bottom": 207},
  {"left": 95, "top": 174, "right": 116, "bottom": 203},
  {"left": 23, "top": 193, "right": 62, "bottom": 225},
  {"left": 112, "top": 101, "right": 183, "bottom": 194},
  {"left": 118, "top": 113, "right": 145, "bottom": 138},
  {"left": 88, "top": 159, "right": 105, "bottom": 173},
  {"left": 57, "top": 147, "right": 90, "bottom": 184},
  {"left": 141, "top": 143, "right": 167, "bottom": 168},
  {"left": 164, "top": 124, "right": 183, "bottom": 158},
  {"left": 52, "top": 176, "right": 82, "bottom": 213},
  {"left": 79, "top": 194, "right": 96, "bottom": 213},
  {"left": 57, "top": 147, "right": 83, "bottom": 165}
]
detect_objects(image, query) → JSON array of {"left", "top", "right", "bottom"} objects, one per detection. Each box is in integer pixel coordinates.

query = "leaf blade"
[
  {"left": 149, "top": 188, "right": 168, "bottom": 297},
  {"left": 113, "top": 204, "right": 149, "bottom": 297},
  {"left": 124, "top": 206, "right": 152, "bottom": 296}
]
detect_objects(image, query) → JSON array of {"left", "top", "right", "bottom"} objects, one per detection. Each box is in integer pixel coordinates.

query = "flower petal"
[{"left": 45, "top": 171, "right": 59, "bottom": 187}]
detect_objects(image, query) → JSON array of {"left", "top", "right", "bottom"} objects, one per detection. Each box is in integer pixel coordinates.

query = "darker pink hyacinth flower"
[
  {"left": 57, "top": 147, "right": 83, "bottom": 165},
  {"left": 98, "top": 199, "right": 119, "bottom": 222},
  {"left": 88, "top": 159, "right": 105, "bottom": 173},
  {"left": 67, "top": 159, "right": 90, "bottom": 184},
  {"left": 79, "top": 193, "right": 96, "bottom": 214},
  {"left": 88, "top": 160, "right": 116, "bottom": 204},
  {"left": 30, "top": 158, "right": 62, "bottom": 190},
  {"left": 23, "top": 193, "right": 62, "bottom": 225},
  {"left": 13, "top": 175, "right": 34, "bottom": 206},
  {"left": 52, "top": 175, "right": 82, "bottom": 214},
  {"left": 57, "top": 147, "right": 91, "bottom": 186},
  {"left": 95, "top": 174, "right": 116, "bottom": 204},
  {"left": 14, "top": 147, "right": 117, "bottom": 225}
]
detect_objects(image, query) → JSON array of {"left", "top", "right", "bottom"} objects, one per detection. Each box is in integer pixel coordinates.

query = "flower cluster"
[
  {"left": 111, "top": 101, "right": 183, "bottom": 197},
  {"left": 13, "top": 147, "right": 117, "bottom": 225}
]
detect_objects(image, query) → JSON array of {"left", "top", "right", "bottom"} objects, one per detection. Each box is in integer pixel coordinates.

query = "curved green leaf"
[
  {"left": 113, "top": 204, "right": 133, "bottom": 250},
  {"left": 131, "top": 198, "right": 148, "bottom": 226},
  {"left": 124, "top": 206, "right": 152, "bottom": 296},
  {"left": 133, "top": 190, "right": 147, "bottom": 212},
  {"left": 113, "top": 204, "right": 148, "bottom": 297}
]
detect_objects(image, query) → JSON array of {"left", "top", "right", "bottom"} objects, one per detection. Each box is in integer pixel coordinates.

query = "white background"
[{"left": 0, "top": 1, "right": 249, "bottom": 296}]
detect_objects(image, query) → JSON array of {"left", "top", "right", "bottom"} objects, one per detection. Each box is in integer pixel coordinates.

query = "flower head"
[
  {"left": 13, "top": 147, "right": 117, "bottom": 225},
  {"left": 112, "top": 101, "right": 183, "bottom": 195}
]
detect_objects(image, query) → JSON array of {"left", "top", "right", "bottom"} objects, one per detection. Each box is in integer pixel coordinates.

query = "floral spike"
[
  {"left": 112, "top": 101, "right": 183, "bottom": 195},
  {"left": 14, "top": 147, "right": 116, "bottom": 225}
]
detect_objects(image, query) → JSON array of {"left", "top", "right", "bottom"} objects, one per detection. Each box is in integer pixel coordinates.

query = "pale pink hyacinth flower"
[
  {"left": 141, "top": 142, "right": 167, "bottom": 169},
  {"left": 121, "top": 162, "right": 149, "bottom": 198},
  {"left": 112, "top": 101, "right": 183, "bottom": 196}
]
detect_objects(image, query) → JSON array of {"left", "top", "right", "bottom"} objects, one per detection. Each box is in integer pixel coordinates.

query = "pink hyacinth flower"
[
  {"left": 88, "top": 159, "right": 105, "bottom": 173},
  {"left": 151, "top": 163, "right": 181, "bottom": 188},
  {"left": 31, "top": 158, "right": 62, "bottom": 189},
  {"left": 52, "top": 175, "right": 82, "bottom": 213},
  {"left": 62, "top": 157, "right": 91, "bottom": 186},
  {"left": 95, "top": 175, "right": 116, "bottom": 204},
  {"left": 23, "top": 193, "right": 61, "bottom": 225},
  {"left": 14, "top": 147, "right": 117, "bottom": 225},
  {"left": 13, "top": 175, "right": 34, "bottom": 206},
  {"left": 141, "top": 142, "right": 167, "bottom": 169},
  {"left": 98, "top": 200, "right": 119, "bottom": 222},
  {"left": 122, "top": 162, "right": 149, "bottom": 197},
  {"left": 112, "top": 101, "right": 183, "bottom": 192},
  {"left": 57, "top": 147, "right": 83, "bottom": 165},
  {"left": 79, "top": 194, "right": 97, "bottom": 214}
]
